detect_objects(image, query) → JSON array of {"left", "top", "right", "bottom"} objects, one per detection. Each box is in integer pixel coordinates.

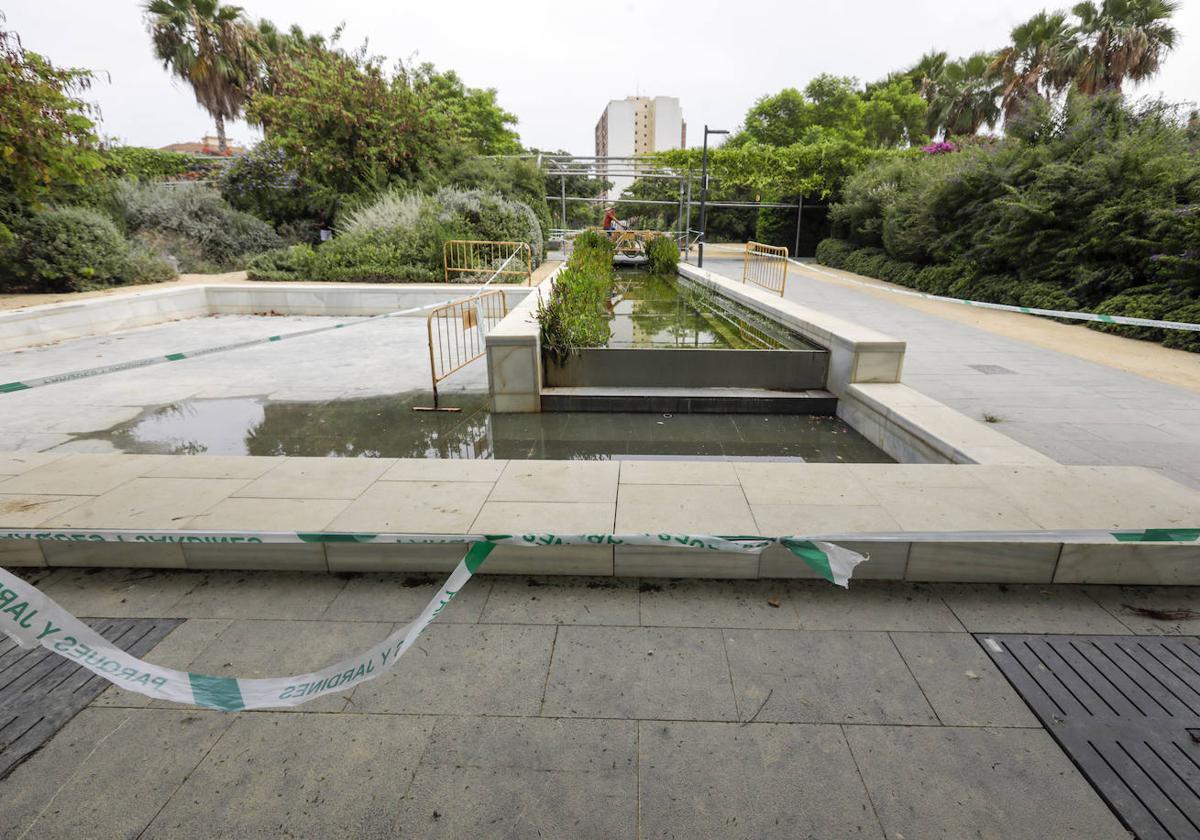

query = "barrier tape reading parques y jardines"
[
  {"left": 0, "top": 531, "right": 858, "bottom": 711},
  {"left": 2, "top": 527, "right": 1197, "bottom": 712},
  {"left": 0, "top": 249, "right": 532, "bottom": 395},
  {"left": 794, "top": 260, "right": 1200, "bottom": 332}
]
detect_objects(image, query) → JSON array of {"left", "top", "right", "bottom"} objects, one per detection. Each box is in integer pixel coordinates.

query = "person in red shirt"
[{"left": 602, "top": 207, "right": 622, "bottom": 231}]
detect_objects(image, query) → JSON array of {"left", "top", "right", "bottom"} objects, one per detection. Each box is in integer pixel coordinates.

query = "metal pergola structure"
[{"left": 482, "top": 153, "right": 817, "bottom": 256}]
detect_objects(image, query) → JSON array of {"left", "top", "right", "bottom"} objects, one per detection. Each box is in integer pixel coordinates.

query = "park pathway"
[{"left": 703, "top": 255, "right": 1200, "bottom": 489}]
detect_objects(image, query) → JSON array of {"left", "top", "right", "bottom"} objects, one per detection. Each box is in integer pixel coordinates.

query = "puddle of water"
[
  {"left": 607, "top": 270, "right": 814, "bottom": 350},
  {"left": 78, "top": 393, "right": 894, "bottom": 462}
]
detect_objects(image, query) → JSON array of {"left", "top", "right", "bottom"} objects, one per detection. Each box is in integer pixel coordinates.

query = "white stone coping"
[
  {"left": 0, "top": 282, "right": 537, "bottom": 351},
  {"left": 1, "top": 453, "right": 1197, "bottom": 584},
  {"left": 841, "top": 383, "right": 1056, "bottom": 466}
]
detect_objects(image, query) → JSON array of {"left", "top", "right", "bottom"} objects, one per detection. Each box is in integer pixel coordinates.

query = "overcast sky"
[{"left": 5, "top": 0, "right": 1198, "bottom": 154}]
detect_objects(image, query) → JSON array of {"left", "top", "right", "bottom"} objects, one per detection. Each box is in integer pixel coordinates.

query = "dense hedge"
[
  {"left": 536, "top": 235, "right": 615, "bottom": 360},
  {"left": 822, "top": 95, "right": 1200, "bottom": 353},
  {"left": 247, "top": 188, "right": 543, "bottom": 283}
]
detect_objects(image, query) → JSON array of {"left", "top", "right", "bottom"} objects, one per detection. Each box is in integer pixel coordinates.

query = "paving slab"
[
  {"left": 639, "top": 721, "right": 884, "bottom": 839},
  {"left": 787, "top": 581, "right": 965, "bottom": 632},
  {"left": 844, "top": 725, "right": 1130, "bottom": 840},
  {"left": 348, "top": 623, "right": 556, "bottom": 715},
  {"left": 935, "top": 583, "right": 1131, "bottom": 633},
  {"left": 231, "top": 456, "right": 394, "bottom": 500},
  {"left": 0, "top": 708, "right": 234, "bottom": 840},
  {"left": 186, "top": 496, "right": 352, "bottom": 531},
  {"left": 143, "top": 713, "right": 434, "bottom": 839},
  {"left": 0, "top": 452, "right": 171, "bottom": 495},
  {"left": 1082, "top": 584, "right": 1200, "bottom": 635},
  {"left": 490, "top": 460, "right": 619, "bottom": 503},
  {"left": 637, "top": 579, "right": 802, "bottom": 629},
  {"left": 39, "top": 477, "right": 247, "bottom": 529},
  {"left": 723, "top": 630, "right": 938, "bottom": 724},
  {"left": 36, "top": 566, "right": 201, "bottom": 617},
  {"left": 615, "top": 483, "right": 759, "bottom": 534},
  {"left": 325, "top": 480, "right": 494, "bottom": 534},
  {"left": 480, "top": 575, "right": 640, "bottom": 625},
  {"left": 171, "top": 618, "right": 394, "bottom": 712},
  {"left": 322, "top": 571, "right": 492, "bottom": 623},
  {"left": 540, "top": 626, "right": 738, "bottom": 721},
  {"left": 395, "top": 716, "right": 637, "bottom": 839},
  {"left": 890, "top": 632, "right": 1040, "bottom": 727},
  {"left": 0, "top": 493, "right": 88, "bottom": 526},
  {"left": 165, "top": 570, "right": 348, "bottom": 619}
]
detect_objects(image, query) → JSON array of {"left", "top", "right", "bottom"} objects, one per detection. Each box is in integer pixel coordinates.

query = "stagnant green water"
[
  {"left": 80, "top": 392, "right": 893, "bottom": 462},
  {"left": 606, "top": 270, "right": 814, "bottom": 350}
]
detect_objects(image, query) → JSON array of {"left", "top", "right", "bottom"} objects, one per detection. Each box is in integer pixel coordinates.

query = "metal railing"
[
  {"left": 742, "top": 240, "right": 789, "bottom": 297},
  {"left": 424, "top": 289, "right": 509, "bottom": 409},
  {"left": 443, "top": 240, "right": 533, "bottom": 285},
  {"left": 577, "top": 228, "right": 671, "bottom": 258}
]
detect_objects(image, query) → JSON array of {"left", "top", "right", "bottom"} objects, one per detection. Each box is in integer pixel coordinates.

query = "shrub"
[
  {"left": 219, "top": 144, "right": 323, "bottom": 227},
  {"left": 109, "top": 182, "right": 282, "bottom": 270},
  {"left": 13, "top": 207, "right": 130, "bottom": 291},
  {"left": 124, "top": 240, "right": 178, "bottom": 284},
  {"left": 573, "top": 229, "right": 614, "bottom": 254},
  {"left": 103, "top": 146, "right": 194, "bottom": 180},
  {"left": 1162, "top": 302, "right": 1200, "bottom": 352},
  {"left": 536, "top": 241, "right": 615, "bottom": 360},
  {"left": 1087, "top": 286, "right": 1178, "bottom": 341},
  {"left": 645, "top": 235, "right": 678, "bottom": 275}
]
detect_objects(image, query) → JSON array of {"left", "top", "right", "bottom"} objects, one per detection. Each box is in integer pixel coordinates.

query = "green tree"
[
  {"left": 991, "top": 10, "right": 1076, "bottom": 118},
  {"left": 1066, "top": 0, "right": 1179, "bottom": 93},
  {"left": 0, "top": 21, "right": 104, "bottom": 209},
  {"left": 144, "top": 0, "right": 258, "bottom": 153},
  {"left": 244, "top": 38, "right": 445, "bottom": 213},
  {"left": 412, "top": 66, "right": 521, "bottom": 156},
  {"left": 923, "top": 52, "right": 1003, "bottom": 138},
  {"left": 861, "top": 79, "right": 929, "bottom": 147}
]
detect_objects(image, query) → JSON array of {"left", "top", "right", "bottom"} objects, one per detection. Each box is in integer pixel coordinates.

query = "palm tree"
[
  {"left": 991, "top": 11, "right": 1077, "bottom": 118},
  {"left": 924, "top": 52, "right": 1004, "bottom": 138},
  {"left": 144, "top": 0, "right": 257, "bottom": 152},
  {"left": 1066, "top": 0, "right": 1179, "bottom": 94}
]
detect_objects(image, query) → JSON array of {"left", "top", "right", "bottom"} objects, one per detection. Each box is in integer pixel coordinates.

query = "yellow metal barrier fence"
[
  {"left": 742, "top": 241, "right": 789, "bottom": 297},
  {"left": 443, "top": 240, "right": 533, "bottom": 285},
  {"left": 422, "top": 289, "right": 509, "bottom": 409}
]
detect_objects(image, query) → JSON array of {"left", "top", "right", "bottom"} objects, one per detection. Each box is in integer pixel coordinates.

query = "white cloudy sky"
[{"left": 5, "top": 0, "right": 1198, "bottom": 154}]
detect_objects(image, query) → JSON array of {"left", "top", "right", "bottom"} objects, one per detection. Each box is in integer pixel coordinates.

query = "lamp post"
[{"left": 696, "top": 125, "right": 728, "bottom": 268}]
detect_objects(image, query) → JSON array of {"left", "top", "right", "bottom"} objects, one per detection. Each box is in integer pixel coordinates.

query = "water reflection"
[{"left": 80, "top": 392, "right": 893, "bottom": 463}]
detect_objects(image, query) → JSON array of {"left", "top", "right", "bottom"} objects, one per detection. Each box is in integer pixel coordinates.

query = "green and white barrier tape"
[
  {"left": 797, "top": 260, "right": 1200, "bottom": 332},
  {"left": 0, "top": 531, "right": 859, "bottom": 711}
]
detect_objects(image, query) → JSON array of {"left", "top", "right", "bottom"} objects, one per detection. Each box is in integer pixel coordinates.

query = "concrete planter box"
[{"left": 543, "top": 347, "right": 828, "bottom": 389}]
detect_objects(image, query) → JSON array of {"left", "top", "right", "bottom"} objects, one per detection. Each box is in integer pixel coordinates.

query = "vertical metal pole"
[
  {"left": 677, "top": 178, "right": 685, "bottom": 252},
  {"left": 793, "top": 194, "right": 804, "bottom": 259},
  {"left": 560, "top": 175, "right": 567, "bottom": 233},
  {"left": 698, "top": 126, "right": 710, "bottom": 268},
  {"left": 684, "top": 168, "right": 693, "bottom": 261}
]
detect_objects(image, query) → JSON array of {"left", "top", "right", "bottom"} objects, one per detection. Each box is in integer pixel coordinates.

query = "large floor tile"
[
  {"left": 40, "top": 477, "right": 247, "bottom": 529},
  {"left": 186, "top": 497, "right": 351, "bottom": 531},
  {"left": 787, "top": 581, "right": 965, "bottom": 631},
  {"left": 640, "top": 721, "right": 883, "bottom": 839},
  {"left": 735, "top": 462, "right": 878, "bottom": 506},
  {"left": 324, "top": 480, "right": 493, "bottom": 534},
  {"left": 165, "top": 570, "right": 348, "bottom": 619},
  {"left": 1082, "top": 584, "right": 1200, "bottom": 634},
  {"left": 322, "top": 571, "right": 492, "bottom": 623},
  {"left": 349, "top": 623, "right": 555, "bottom": 715},
  {"left": 175, "top": 618, "right": 394, "bottom": 712},
  {"left": 868, "top": 484, "right": 1041, "bottom": 531},
  {"left": 480, "top": 575, "right": 639, "bottom": 625},
  {"left": 232, "top": 456, "right": 394, "bottom": 499},
  {"left": 541, "top": 626, "right": 738, "bottom": 721},
  {"left": 615, "top": 483, "right": 758, "bottom": 534},
  {"left": 0, "top": 453, "right": 172, "bottom": 495},
  {"left": 935, "top": 583, "right": 1131, "bottom": 633},
  {"left": 845, "top": 726, "right": 1129, "bottom": 840},
  {"left": 890, "top": 632, "right": 1040, "bottom": 727},
  {"left": 93, "top": 618, "right": 232, "bottom": 708},
  {"left": 0, "top": 708, "right": 233, "bottom": 840},
  {"left": 0, "top": 492, "right": 89, "bottom": 526},
  {"left": 394, "top": 716, "right": 637, "bottom": 839},
  {"left": 723, "top": 629, "right": 938, "bottom": 724},
  {"left": 490, "top": 460, "right": 619, "bottom": 503},
  {"left": 638, "top": 579, "right": 801, "bottom": 629},
  {"left": 143, "top": 713, "right": 433, "bottom": 839},
  {"left": 38, "top": 566, "right": 201, "bottom": 617},
  {"left": 471, "top": 500, "right": 615, "bottom": 533}
]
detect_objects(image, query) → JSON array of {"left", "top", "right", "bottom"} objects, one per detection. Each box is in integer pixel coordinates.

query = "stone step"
[{"left": 540, "top": 386, "right": 837, "bottom": 415}]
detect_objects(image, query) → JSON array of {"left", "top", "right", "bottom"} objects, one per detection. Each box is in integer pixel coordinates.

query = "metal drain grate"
[
  {"left": 967, "top": 364, "right": 1017, "bottom": 375},
  {"left": 0, "top": 616, "right": 181, "bottom": 779},
  {"left": 979, "top": 634, "right": 1200, "bottom": 840}
]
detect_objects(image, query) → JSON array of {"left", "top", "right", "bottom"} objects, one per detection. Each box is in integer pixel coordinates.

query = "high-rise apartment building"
[{"left": 594, "top": 96, "right": 686, "bottom": 200}]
